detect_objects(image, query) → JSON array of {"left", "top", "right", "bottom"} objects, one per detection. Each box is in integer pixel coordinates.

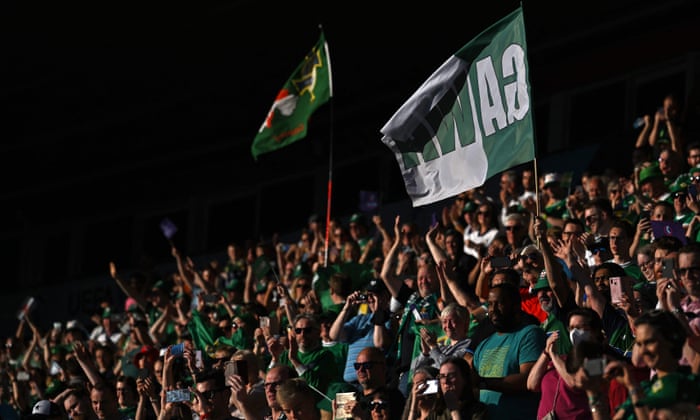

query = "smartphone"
[
  {"left": 491, "top": 256, "right": 512, "bottom": 269},
  {"left": 165, "top": 389, "right": 191, "bottom": 403},
  {"left": 49, "top": 361, "right": 62, "bottom": 376},
  {"left": 584, "top": 358, "right": 606, "bottom": 377},
  {"left": 202, "top": 294, "right": 218, "bottom": 305},
  {"left": 195, "top": 350, "right": 203, "bottom": 370},
  {"left": 662, "top": 258, "right": 676, "bottom": 279},
  {"left": 422, "top": 379, "right": 439, "bottom": 395},
  {"left": 689, "top": 184, "right": 698, "bottom": 198},
  {"left": 609, "top": 277, "right": 633, "bottom": 305},
  {"left": 259, "top": 316, "right": 270, "bottom": 328},
  {"left": 16, "top": 371, "right": 30, "bottom": 381},
  {"left": 170, "top": 342, "right": 185, "bottom": 357},
  {"left": 225, "top": 360, "right": 248, "bottom": 385}
]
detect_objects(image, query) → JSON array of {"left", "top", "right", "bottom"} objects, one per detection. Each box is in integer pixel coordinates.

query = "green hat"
[
  {"left": 532, "top": 272, "right": 551, "bottom": 292},
  {"left": 639, "top": 164, "right": 663, "bottom": 185},
  {"left": 690, "top": 166, "right": 700, "bottom": 176},
  {"left": 151, "top": 280, "right": 167, "bottom": 293},
  {"left": 224, "top": 279, "right": 241, "bottom": 291},
  {"left": 102, "top": 307, "right": 112, "bottom": 319},
  {"left": 293, "top": 263, "right": 311, "bottom": 279},
  {"left": 255, "top": 280, "right": 268, "bottom": 294},
  {"left": 253, "top": 257, "right": 272, "bottom": 279},
  {"left": 669, "top": 174, "right": 690, "bottom": 194},
  {"left": 463, "top": 201, "right": 477, "bottom": 213},
  {"left": 349, "top": 212, "right": 367, "bottom": 226}
]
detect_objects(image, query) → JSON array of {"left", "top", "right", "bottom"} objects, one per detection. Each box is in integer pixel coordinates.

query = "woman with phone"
[
  {"left": 429, "top": 357, "right": 487, "bottom": 420},
  {"left": 401, "top": 366, "right": 439, "bottom": 420}
]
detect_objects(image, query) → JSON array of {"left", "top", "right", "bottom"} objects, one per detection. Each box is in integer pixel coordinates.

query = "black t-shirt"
[{"left": 356, "top": 386, "right": 406, "bottom": 419}]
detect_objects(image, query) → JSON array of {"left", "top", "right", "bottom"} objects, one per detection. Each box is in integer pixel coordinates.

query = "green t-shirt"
[{"left": 617, "top": 370, "right": 700, "bottom": 419}]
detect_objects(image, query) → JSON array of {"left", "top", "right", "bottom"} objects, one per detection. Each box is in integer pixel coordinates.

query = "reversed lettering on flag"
[{"left": 381, "top": 8, "right": 535, "bottom": 207}]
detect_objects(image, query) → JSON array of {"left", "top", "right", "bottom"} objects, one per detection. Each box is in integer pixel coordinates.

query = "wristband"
[{"left": 372, "top": 310, "right": 388, "bottom": 325}]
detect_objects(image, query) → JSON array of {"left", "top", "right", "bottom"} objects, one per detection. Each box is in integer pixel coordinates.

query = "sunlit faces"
[
  {"left": 633, "top": 324, "right": 672, "bottom": 371},
  {"left": 416, "top": 265, "right": 438, "bottom": 297},
  {"left": 653, "top": 249, "right": 678, "bottom": 280},
  {"left": 437, "top": 361, "right": 464, "bottom": 397},
  {"left": 651, "top": 203, "right": 674, "bottom": 221},
  {"left": 440, "top": 312, "right": 467, "bottom": 340},
  {"left": 678, "top": 252, "right": 700, "bottom": 298},
  {"left": 487, "top": 286, "right": 518, "bottom": 331},
  {"left": 608, "top": 227, "right": 630, "bottom": 258},
  {"left": 591, "top": 267, "right": 611, "bottom": 296},
  {"left": 293, "top": 317, "right": 319, "bottom": 352},
  {"left": 584, "top": 208, "right": 601, "bottom": 232}
]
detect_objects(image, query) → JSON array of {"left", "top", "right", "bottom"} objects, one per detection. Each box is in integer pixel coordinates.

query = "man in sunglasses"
[
  {"left": 341, "top": 346, "right": 405, "bottom": 419},
  {"left": 193, "top": 368, "right": 235, "bottom": 420},
  {"left": 269, "top": 314, "right": 338, "bottom": 406},
  {"left": 329, "top": 279, "right": 392, "bottom": 385},
  {"left": 232, "top": 364, "right": 298, "bottom": 420}
]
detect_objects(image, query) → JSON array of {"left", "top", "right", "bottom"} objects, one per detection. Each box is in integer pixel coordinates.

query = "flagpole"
[
  {"left": 321, "top": 25, "right": 334, "bottom": 268},
  {"left": 533, "top": 157, "right": 540, "bottom": 217}
]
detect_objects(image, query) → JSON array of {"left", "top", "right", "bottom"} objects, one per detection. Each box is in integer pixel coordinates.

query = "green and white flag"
[
  {"left": 251, "top": 32, "right": 333, "bottom": 160},
  {"left": 381, "top": 8, "right": 535, "bottom": 207}
]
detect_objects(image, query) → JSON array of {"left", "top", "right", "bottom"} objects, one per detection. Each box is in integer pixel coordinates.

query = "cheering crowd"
[{"left": 2, "top": 93, "right": 700, "bottom": 420}]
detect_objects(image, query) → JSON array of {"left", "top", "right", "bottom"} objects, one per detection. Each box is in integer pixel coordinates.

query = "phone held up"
[
  {"left": 490, "top": 256, "right": 511, "bottom": 269},
  {"left": 165, "top": 389, "right": 191, "bottom": 403},
  {"left": 584, "top": 358, "right": 606, "bottom": 377},
  {"left": 224, "top": 360, "right": 248, "bottom": 385},
  {"left": 609, "top": 277, "right": 633, "bottom": 306}
]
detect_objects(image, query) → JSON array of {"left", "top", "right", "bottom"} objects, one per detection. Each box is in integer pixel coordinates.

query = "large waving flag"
[
  {"left": 251, "top": 32, "right": 333, "bottom": 160},
  {"left": 381, "top": 8, "right": 535, "bottom": 207}
]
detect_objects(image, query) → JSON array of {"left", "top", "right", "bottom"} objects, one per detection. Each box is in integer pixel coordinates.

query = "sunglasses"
[
  {"left": 263, "top": 381, "right": 283, "bottom": 390},
  {"left": 199, "top": 388, "right": 226, "bottom": 401},
  {"left": 504, "top": 226, "right": 520, "bottom": 231},
  {"left": 369, "top": 400, "right": 389, "bottom": 411},
  {"left": 294, "top": 327, "right": 314, "bottom": 335},
  {"left": 520, "top": 253, "right": 539, "bottom": 261},
  {"left": 678, "top": 266, "right": 700, "bottom": 277},
  {"left": 353, "top": 361, "right": 382, "bottom": 371}
]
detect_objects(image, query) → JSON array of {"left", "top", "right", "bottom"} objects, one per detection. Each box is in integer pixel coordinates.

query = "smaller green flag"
[{"left": 251, "top": 32, "right": 332, "bottom": 160}]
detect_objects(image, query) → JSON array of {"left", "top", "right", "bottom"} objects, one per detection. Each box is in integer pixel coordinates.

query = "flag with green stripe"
[{"left": 381, "top": 7, "right": 535, "bottom": 207}]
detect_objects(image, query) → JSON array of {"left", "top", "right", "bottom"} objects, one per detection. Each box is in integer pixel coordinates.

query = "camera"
[
  {"left": 422, "top": 379, "right": 439, "bottom": 395},
  {"left": 356, "top": 294, "right": 368, "bottom": 303},
  {"left": 584, "top": 358, "right": 606, "bottom": 377}
]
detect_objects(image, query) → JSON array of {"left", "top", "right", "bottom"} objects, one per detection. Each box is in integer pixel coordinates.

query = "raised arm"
[
  {"left": 72, "top": 341, "right": 105, "bottom": 388},
  {"left": 380, "top": 215, "right": 406, "bottom": 298},
  {"left": 533, "top": 217, "right": 571, "bottom": 307},
  {"left": 425, "top": 222, "right": 448, "bottom": 265},
  {"left": 110, "top": 262, "right": 148, "bottom": 311},
  {"left": 372, "top": 214, "right": 394, "bottom": 257}
]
